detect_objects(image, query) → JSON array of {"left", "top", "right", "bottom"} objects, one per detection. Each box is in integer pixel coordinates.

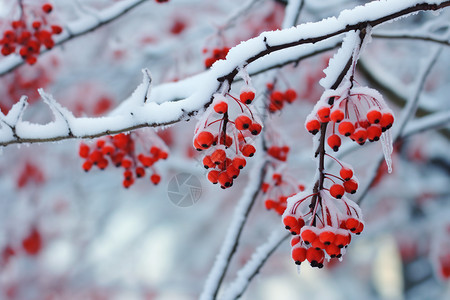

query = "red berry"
[
  {"left": 232, "top": 156, "right": 246, "bottom": 169},
  {"left": 330, "top": 109, "right": 345, "bottom": 123},
  {"left": 136, "top": 167, "right": 145, "bottom": 178},
  {"left": 240, "top": 91, "right": 255, "bottom": 104},
  {"left": 240, "top": 144, "right": 255, "bottom": 157},
  {"left": 82, "top": 161, "right": 93, "bottom": 172},
  {"left": 340, "top": 167, "right": 353, "bottom": 181},
  {"left": 196, "top": 131, "right": 215, "bottom": 148},
  {"left": 79, "top": 143, "right": 90, "bottom": 158},
  {"left": 367, "top": 125, "right": 382, "bottom": 142},
  {"left": 218, "top": 172, "right": 232, "bottom": 188},
  {"left": 330, "top": 184, "right": 345, "bottom": 199},
  {"left": 380, "top": 112, "right": 394, "bottom": 131},
  {"left": 345, "top": 218, "right": 360, "bottom": 232},
  {"left": 235, "top": 115, "right": 252, "bottom": 130},
  {"left": 211, "top": 149, "right": 226, "bottom": 165},
  {"left": 42, "top": 3, "right": 53, "bottom": 13},
  {"left": 338, "top": 121, "right": 355, "bottom": 136},
  {"left": 327, "top": 134, "right": 341, "bottom": 152},
  {"left": 319, "top": 230, "right": 336, "bottom": 245},
  {"left": 334, "top": 233, "right": 351, "bottom": 248},
  {"left": 325, "top": 243, "right": 341, "bottom": 258},
  {"left": 352, "top": 128, "right": 367, "bottom": 145},
  {"left": 367, "top": 109, "right": 382, "bottom": 124},
  {"left": 306, "top": 119, "right": 321, "bottom": 135},
  {"left": 226, "top": 165, "right": 240, "bottom": 179},
  {"left": 292, "top": 247, "right": 307, "bottom": 265},
  {"left": 284, "top": 89, "right": 297, "bottom": 103},
  {"left": 207, "top": 170, "right": 220, "bottom": 184},
  {"left": 51, "top": 25, "right": 63, "bottom": 34},
  {"left": 151, "top": 174, "right": 161, "bottom": 185},
  {"left": 22, "top": 229, "right": 42, "bottom": 255},
  {"left": 249, "top": 122, "right": 262, "bottom": 135},
  {"left": 32, "top": 21, "right": 41, "bottom": 30},
  {"left": 301, "top": 228, "right": 316, "bottom": 244},
  {"left": 343, "top": 179, "right": 358, "bottom": 194},
  {"left": 214, "top": 101, "right": 228, "bottom": 114},
  {"left": 306, "top": 247, "right": 324, "bottom": 268},
  {"left": 317, "top": 106, "right": 330, "bottom": 123}
]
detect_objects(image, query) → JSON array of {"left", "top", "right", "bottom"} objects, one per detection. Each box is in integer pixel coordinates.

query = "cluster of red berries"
[
  {"left": 79, "top": 130, "right": 168, "bottom": 188},
  {"left": 194, "top": 85, "right": 262, "bottom": 189},
  {"left": 267, "top": 145, "right": 290, "bottom": 162},
  {"left": 266, "top": 84, "right": 298, "bottom": 113},
  {"left": 0, "top": 3, "right": 62, "bottom": 65},
  {"left": 16, "top": 161, "right": 45, "bottom": 189},
  {"left": 203, "top": 47, "right": 230, "bottom": 69},
  {"left": 262, "top": 172, "right": 305, "bottom": 215},
  {"left": 305, "top": 86, "right": 394, "bottom": 151},
  {"left": 283, "top": 187, "right": 364, "bottom": 268}
]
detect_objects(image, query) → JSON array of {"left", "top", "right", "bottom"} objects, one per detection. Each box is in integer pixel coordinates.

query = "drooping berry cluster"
[
  {"left": 262, "top": 171, "right": 305, "bottom": 215},
  {"left": 79, "top": 129, "right": 168, "bottom": 188},
  {"left": 194, "top": 83, "right": 262, "bottom": 189},
  {"left": 305, "top": 86, "right": 394, "bottom": 151},
  {"left": 283, "top": 187, "right": 364, "bottom": 268},
  {"left": 265, "top": 83, "right": 298, "bottom": 113},
  {"left": 203, "top": 47, "right": 230, "bottom": 69},
  {"left": 0, "top": 3, "right": 62, "bottom": 65}
]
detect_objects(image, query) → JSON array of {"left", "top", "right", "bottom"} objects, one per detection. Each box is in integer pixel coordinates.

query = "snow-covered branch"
[
  {"left": 0, "top": 0, "right": 448, "bottom": 148},
  {"left": 0, "top": 0, "right": 148, "bottom": 76}
]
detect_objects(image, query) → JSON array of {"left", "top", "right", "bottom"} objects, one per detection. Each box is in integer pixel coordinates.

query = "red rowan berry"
[
  {"left": 219, "top": 134, "right": 233, "bottom": 147},
  {"left": 123, "top": 178, "right": 134, "bottom": 188},
  {"left": 196, "top": 131, "right": 215, "bottom": 148},
  {"left": 380, "top": 112, "right": 394, "bottom": 131},
  {"left": 292, "top": 247, "right": 307, "bottom": 265},
  {"left": 284, "top": 89, "right": 297, "bottom": 103},
  {"left": 136, "top": 167, "right": 145, "bottom": 178},
  {"left": 311, "top": 238, "right": 326, "bottom": 250},
  {"left": 26, "top": 56, "right": 37, "bottom": 65},
  {"left": 226, "top": 165, "right": 240, "bottom": 179},
  {"left": 123, "top": 170, "right": 133, "bottom": 180},
  {"left": 325, "top": 243, "right": 341, "bottom": 258},
  {"left": 202, "top": 156, "right": 214, "bottom": 169},
  {"left": 79, "top": 143, "right": 90, "bottom": 158},
  {"left": 249, "top": 123, "right": 262, "bottom": 135},
  {"left": 121, "top": 158, "right": 132, "bottom": 169},
  {"left": 327, "top": 134, "right": 341, "bottom": 152},
  {"left": 345, "top": 218, "right": 360, "bottom": 232},
  {"left": 301, "top": 228, "right": 316, "bottom": 245},
  {"left": 89, "top": 150, "right": 102, "bottom": 163},
  {"left": 352, "top": 128, "right": 367, "bottom": 145},
  {"left": 22, "top": 229, "right": 42, "bottom": 255},
  {"left": 158, "top": 151, "right": 169, "bottom": 160},
  {"left": 330, "top": 184, "right": 345, "bottom": 199},
  {"left": 319, "top": 230, "right": 336, "bottom": 245},
  {"left": 283, "top": 215, "right": 298, "bottom": 230},
  {"left": 291, "top": 236, "right": 301, "bottom": 247},
  {"left": 265, "top": 199, "right": 277, "bottom": 210},
  {"left": 367, "top": 109, "right": 382, "bottom": 124},
  {"left": 207, "top": 170, "right": 220, "bottom": 184},
  {"left": 32, "top": 21, "right": 41, "bottom": 30},
  {"left": 353, "top": 222, "right": 364, "bottom": 235},
  {"left": 306, "top": 247, "right": 324, "bottom": 268},
  {"left": 214, "top": 101, "right": 228, "bottom": 114},
  {"left": 211, "top": 149, "right": 226, "bottom": 164},
  {"left": 338, "top": 121, "right": 355, "bottom": 136},
  {"left": 367, "top": 125, "right": 382, "bottom": 142},
  {"left": 340, "top": 167, "right": 353, "bottom": 181},
  {"left": 262, "top": 182, "right": 270, "bottom": 193},
  {"left": 306, "top": 119, "right": 321, "bottom": 135},
  {"left": 151, "top": 174, "right": 161, "bottom": 185},
  {"left": 241, "top": 144, "right": 255, "bottom": 157},
  {"left": 343, "top": 179, "right": 358, "bottom": 194},
  {"left": 51, "top": 25, "right": 63, "bottom": 34},
  {"left": 218, "top": 172, "right": 232, "bottom": 188},
  {"left": 235, "top": 115, "right": 252, "bottom": 130},
  {"left": 330, "top": 109, "right": 345, "bottom": 123},
  {"left": 317, "top": 106, "right": 331, "bottom": 123},
  {"left": 232, "top": 157, "right": 246, "bottom": 169},
  {"left": 334, "top": 233, "right": 350, "bottom": 248},
  {"left": 270, "top": 91, "right": 284, "bottom": 103},
  {"left": 42, "top": 3, "right": 53, "bottom": 13},
  {"left": 240, "top": 91, "right": 255, "bottom": 104},
  {"left": 82, "top": 161, "right": 93, "bottom": 172}
]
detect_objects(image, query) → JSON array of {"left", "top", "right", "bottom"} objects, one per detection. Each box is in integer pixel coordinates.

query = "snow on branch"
[
  {"left": 0, "top": 0, "right": 448, "bottom": 147},
  {"left": 0, "top": 0, "right": 148, "bottom": 76}
]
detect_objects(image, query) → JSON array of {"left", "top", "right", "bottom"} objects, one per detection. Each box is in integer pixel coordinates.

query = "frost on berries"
[
  {"left": 193, "top": 75, "right": 262, "bottom": 189},
  {"left": 0, "top": 3, "right": 63, "bottom": 65},
  {"left": 78, "top": 128, "right": 169, "bottom": 188}
]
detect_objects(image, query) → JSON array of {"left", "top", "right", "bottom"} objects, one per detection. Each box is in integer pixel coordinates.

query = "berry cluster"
[
  {"left": 283, "top": 187, "right": 364, "bottom": 268},
  {"left": 262, "top": 171, "right": 305, "bottom": 215},
  {"left": 266, "top": 84, "right": 298, "bottom": 113},
  {"left": 0, "top": 3, "right": 62, "bottom": 65},
  {"left": 194, "top": 84, "right": 261, "bottom": 189},
  {"left": 203, "top": 47, "right": 230, "bottom": 69},
  {"left": 305, "top": 86, "right": 394, "bottom": 151},
  {"left": 16, "top": 161, "right": 45, "bottom": 189},
  {"left": 79, "top": 130, "right": 168, "bottom": 188}
]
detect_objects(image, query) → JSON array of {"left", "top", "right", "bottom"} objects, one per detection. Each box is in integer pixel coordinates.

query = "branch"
[
  {"left": 373, "top": 32, "right": 450, "bottom": 46},
  {"left": 199, "top": 159, "right": 268, "bottom": 300},
  {"left": 0, "top": 0, "right": 149, "bottom": 76},
  {"left": 1, "top": 0, "right": 448, "bottom": 147},
  {"left": 356, "top": 46, "right": 443, "bottom": 204},
  {"left": 221, "top": 230, "right": 290, "bottom": 300}
]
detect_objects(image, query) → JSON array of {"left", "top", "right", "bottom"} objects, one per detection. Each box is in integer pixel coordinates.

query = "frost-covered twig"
[
  {"left": 356, "top": 46, "right": 443, "bottom": 204},
  {"left": 0, "top": 0, "right": 448, "bottom": 147},
  {"left": 373, "top": 32, "right": 450, "bottom": 46},
  {"left": 199, "top": 159, "right": 268, "bottom": 300},
  {"left": 221, "top": 230, "right": 290, "bottom": 300},
  {"left": 0, "top": 0, "right": 148, "bottom": 76},
  {"left": 403, "top": 111, "right": 450, "bottom": 138}
]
